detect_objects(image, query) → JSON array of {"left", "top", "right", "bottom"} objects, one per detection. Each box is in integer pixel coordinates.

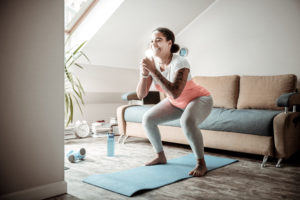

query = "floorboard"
[{"left": 52, "top": 136, "right": 300, "bottom": 200}]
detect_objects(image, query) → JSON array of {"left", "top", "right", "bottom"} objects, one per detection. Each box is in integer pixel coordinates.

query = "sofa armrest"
[
  {"left": 273, "top": 112, "right": 300, "bottom": 159},
  {"left": 121, "top": 92, "right": 139, "bottom": 101},
  {"left": 121, "top": 91, "right": 161, "bottom": 104},
  {"left": 277, "top": 92, "right": 300, "bottom": 107},
  {"left": 117, "top": 104, "right": 137, "bottom": 136}
]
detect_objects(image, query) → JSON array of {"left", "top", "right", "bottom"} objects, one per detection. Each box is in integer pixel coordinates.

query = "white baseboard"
[{"left": 0, "top": 181, "right": 67, "bottom": 200}]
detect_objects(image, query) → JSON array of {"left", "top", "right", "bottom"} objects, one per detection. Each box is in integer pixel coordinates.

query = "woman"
[{"left": 136, "top": 27, "right": 213, "bottom": 177}]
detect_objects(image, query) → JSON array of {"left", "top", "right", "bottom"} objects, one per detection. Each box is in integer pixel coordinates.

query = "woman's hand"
[
  {"left": 137, "top": 58, "right": 154, "bottom": 100},
  {"left": 141, "top": 57, "right": 156, "bottom": 74},
  {"left": 140, "top": 63, "right": 149, "bottom": 75}
]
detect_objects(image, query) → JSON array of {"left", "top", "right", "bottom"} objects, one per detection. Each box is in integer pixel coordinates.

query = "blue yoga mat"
[{"left": 83, "top": 154, "right": 237, "bottom": 196}]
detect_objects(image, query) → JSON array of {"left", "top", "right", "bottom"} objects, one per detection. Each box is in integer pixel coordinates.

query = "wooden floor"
[{"left": 50, "top": 136, "right": 300, "bottom": 200}]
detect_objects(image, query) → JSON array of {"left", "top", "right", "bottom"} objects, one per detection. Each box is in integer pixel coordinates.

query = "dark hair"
[{"left": 153, "top": 27, "right": 180, "bottom": 53}]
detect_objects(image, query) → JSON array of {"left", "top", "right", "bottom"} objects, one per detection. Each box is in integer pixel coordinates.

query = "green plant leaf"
[
  {"left": 65, "top": 70, "right": 74, "bottom": 85},
  {"left": 74, "top": 63, "right": 84, "bottom": 69},
  {"left": 73, "top": 94, "right": 83, "bottom": 115},
  {"left": 80, "top": 51, "right": 90, "bottom": 62},
  {"left": 73, "top": 41, "right": 87, "bottom": 56},
  {"left": 67, "top": 54, "right": 82, "bottom": 68},
  {"left": 65, "top": 93, "right": 69, "bottom": 113},
  {"left": 77, "top": 78, "right": 85, "bottom": 94},
  {"left": 72, "top": 85, "right": 84, "bottom": 105},
  {"left": 65, "top": 41, "right": 87, "bottom": 66},
  {"left": 66, "top": 94, "right": 73, "bottom": 126},
  {"left": 65, "top": 54, "right": 74, "bottom": 66},
  {"left": 64, "top": 40, "right": 89, "bottom": 124}
]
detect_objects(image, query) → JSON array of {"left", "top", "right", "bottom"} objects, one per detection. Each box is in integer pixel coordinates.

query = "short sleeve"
[
  {"left": 173, "top": 56, "right": 190, "bottom": 72},
  {"left": 169, "top": 55, "right": 191, "bottom": 82}
]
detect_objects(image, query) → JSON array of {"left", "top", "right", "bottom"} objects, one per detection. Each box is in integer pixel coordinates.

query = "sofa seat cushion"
[{"left": 124, "top": 106, "right": 282, "bottom": 136}]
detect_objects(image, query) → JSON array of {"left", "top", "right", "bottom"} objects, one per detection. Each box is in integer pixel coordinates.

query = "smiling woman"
[{"left": 135, "top": 27, "right": 213, "bottom": 177}]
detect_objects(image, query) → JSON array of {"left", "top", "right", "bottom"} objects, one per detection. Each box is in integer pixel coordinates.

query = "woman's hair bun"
[
  {"left": 153, "top": 27, "right": 180, "bottom": 53},
  {"left": 171, "top": 43, "right": 180, "bottom": 53}
]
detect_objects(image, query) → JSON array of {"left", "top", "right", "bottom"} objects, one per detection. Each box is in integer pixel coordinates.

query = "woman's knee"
[
  {"left": 142, "top": 111, "right": 157, "bottom": 126},
  {"left": 180, "top": 115, "right": 196, "bottom": 129}
]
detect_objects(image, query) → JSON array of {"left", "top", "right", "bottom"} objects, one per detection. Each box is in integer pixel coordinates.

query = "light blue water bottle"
[{"left": 107, "top": 132, "right": 114, "bottom": 157}]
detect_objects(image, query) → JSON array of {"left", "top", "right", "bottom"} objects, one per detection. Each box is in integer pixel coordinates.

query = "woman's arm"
[
  {"left": 136, "top": 75, "right": 153, "bottom": 100},
  {"left": 151, "top": 68, "right": 189, "bottom": 99},
  {"left": 142, "top": 56, "right": 189, "bottom": 99}
]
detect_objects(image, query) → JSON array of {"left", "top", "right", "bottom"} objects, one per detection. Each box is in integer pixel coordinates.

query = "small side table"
[{"left": 91, "top": 123, "right": 118, "bottom": 138}]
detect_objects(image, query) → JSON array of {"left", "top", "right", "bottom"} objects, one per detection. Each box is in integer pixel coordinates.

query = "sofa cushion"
[
  {"left": 124, "top": 106, "right": 281, "bottom": 136},
  {"left": 237, "top": 74, "right": 297, "bottom": 110},
  {"left": 199, "top": 108, "right": 281, "bottom": 136},
  {"left": 192, "top": 75, "right": 239, "bottom": 109}
]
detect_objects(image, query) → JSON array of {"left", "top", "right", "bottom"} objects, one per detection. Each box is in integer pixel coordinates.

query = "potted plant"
[{"left": 64, "top": 40, "right": 89, "bottom": 126}]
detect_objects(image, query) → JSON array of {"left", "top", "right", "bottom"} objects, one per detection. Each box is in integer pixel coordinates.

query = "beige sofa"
[{"left": 117, "top": 74, "right": 300, "bottom": 167}]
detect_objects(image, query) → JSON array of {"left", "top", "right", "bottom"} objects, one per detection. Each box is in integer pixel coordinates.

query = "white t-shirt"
[
  {"left": 152, "top": 54, "right": 210, "bottom": 109},
  {"left": 153, "top": 54, "right": 192, "bottom": 83}
]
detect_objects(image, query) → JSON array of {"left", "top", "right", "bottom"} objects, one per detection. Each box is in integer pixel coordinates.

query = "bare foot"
[
  {"left": 145, "top": 151, "right": 167, "bottom": 166},
  {"left": 189, "top": 158, "right": 207, "bottom": 177}
]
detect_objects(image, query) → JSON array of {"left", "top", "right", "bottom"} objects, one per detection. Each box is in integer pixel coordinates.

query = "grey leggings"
[{"left": 142, "top": 96, "right": 213, "bottom": 159}]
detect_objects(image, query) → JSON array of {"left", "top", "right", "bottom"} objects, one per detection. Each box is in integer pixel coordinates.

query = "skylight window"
[{"left": 65, "top": 0, "right": 98, "bottom": 35}]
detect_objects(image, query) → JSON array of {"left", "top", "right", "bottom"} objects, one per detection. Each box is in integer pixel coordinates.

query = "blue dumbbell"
[{"left": 67, "top": 148, "right": 86, "bottom": 163}]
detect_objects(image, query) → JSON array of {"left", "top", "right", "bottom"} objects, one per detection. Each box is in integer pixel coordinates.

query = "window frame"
[{"left": 65, "top": 0, "right": 99, "bottom": 35}]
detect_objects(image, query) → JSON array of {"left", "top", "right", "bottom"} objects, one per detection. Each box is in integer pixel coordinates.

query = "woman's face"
[{"left": 150, "top": 31, "right": 172, "bottom": 57}]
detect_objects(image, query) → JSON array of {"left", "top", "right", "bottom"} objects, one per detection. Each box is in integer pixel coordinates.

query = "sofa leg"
[
  {"left": 261, "top": 155, "right": 268, "bottom": 168},
  {"left": 276, "top": 158, "right": 283, "bottom": 168},
  {"left": 122, "top": 135, "right": 129, "bottom": 144},
  {"left": 117, "top": 135, "right": 123, "bottom": 144}
]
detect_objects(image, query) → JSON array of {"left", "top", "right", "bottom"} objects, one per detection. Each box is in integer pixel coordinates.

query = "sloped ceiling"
[{"left": 83, "top": 0, "right": 215, "bottom": 69}]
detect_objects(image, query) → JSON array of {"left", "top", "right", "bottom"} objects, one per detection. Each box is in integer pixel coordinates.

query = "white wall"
[
  {"left": 73, "top": 0, "right": 215, "bottom": 123},
  {"left": 73, "top": 0, "right": 300, "bottom": 123},
  {"left": 83, "top": 0, "right": 215, "bottom": 69},
  {"left": 71, "top": 64, "right": 139, "bottom": 123},
  {"left": 0, "top": 0, "right": 65, "bottom": 199},
  {"left": 69, "top": 0, "right": 124, "bottom": 48},
  {"left": 71, "top": 64, "right": 139, "bottom": 92},
  {"left": 177, "top": 0, "right": 300, "bottom": 86}
]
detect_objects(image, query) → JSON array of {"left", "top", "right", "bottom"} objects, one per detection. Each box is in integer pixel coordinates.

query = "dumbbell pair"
[{"left": 66, "top": 148, "right": 86, "bottom": 163}]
